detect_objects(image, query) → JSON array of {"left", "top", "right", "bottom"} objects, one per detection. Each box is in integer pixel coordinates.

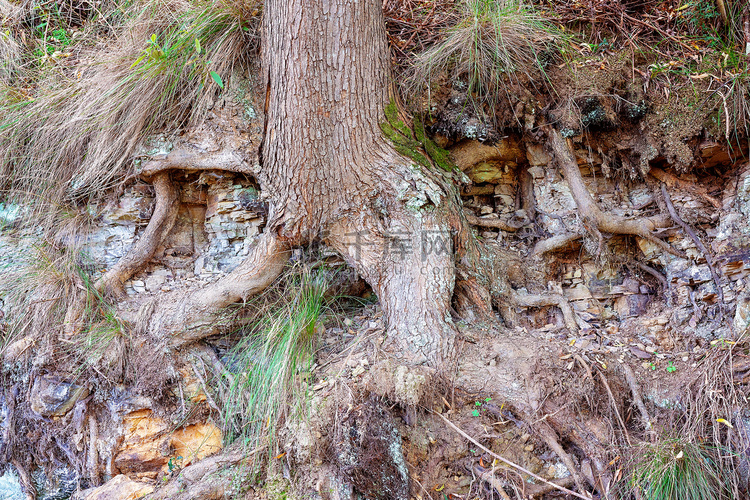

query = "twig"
[
  {"left": 597, "top": 371, "right": 632, "bottom": 446},
  {"left": 433, "top": 411, "right": 592, "bottom": 500},
  {"left": 622, "top": 364, "right": 654, "bottom": 440},
  {"left": 660, "top": 183, "right": 724, "bottom": 317}
]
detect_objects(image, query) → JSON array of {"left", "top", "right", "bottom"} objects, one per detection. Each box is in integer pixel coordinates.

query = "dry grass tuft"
[
  {"left": 408, "top": 0, "right": 565, "bottom": 112},
  {"left": 0, "top": 0, "right": 259, "bottom": 226},
  {"left": 0, "top": 208, "right": 130, "bottom": 385}
]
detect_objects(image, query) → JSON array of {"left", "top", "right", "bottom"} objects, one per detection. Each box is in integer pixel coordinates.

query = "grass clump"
[
  {"left": 0, "top": 231, "right": 127, "bottom": 383},
  {"left": 628, "top": 438, "right": 733, "bottom": 500},
  {"left": 218, "top": 268, "right": 327, "bottom": 458},
  {"left": 0, "top": 0, "right": 259, "bottom": 224},
  {"left": 409, "top": 0, "right": 566, "bottom": 113}
]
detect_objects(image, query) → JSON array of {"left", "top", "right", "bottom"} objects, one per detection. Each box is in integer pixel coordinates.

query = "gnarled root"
[
  {"left": 496, "top": 289, "right": 579, "bottom": 333},
  {"left": 548, "top": 129, "right": 684, "bottom": 259},
  {"left": 531, "top": 231, "right": 583, "bottom": 256},
  {"left": 96, "top": 172, "right": 180, "bottom": 298},
  {"left": 127, "top": 231, "right": 290, "bottom": 348}
]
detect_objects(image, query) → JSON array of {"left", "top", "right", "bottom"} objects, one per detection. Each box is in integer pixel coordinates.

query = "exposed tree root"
[
  {"left": 461, "top": 185, "right": 495, "bottom": 196},
  {"left": 449, "top": 138, "right": 523, "bottom": 172},
  {"left": 660, "top": 182, "right": 725, "bottom": 315},
  {"left": 464, "top": 211, "right": 525, "bottom": 232},
  {"left": 597, "top": 371, "right": 632, "bottom": 446},
  {"left": 548, "top": 129, "right": 685, "bottom": 259},
  {"left": 117, "top": 231, "right": 289, "bottom": 352},
  {"left": 151, "top": 231, "right": 290, "bottom": 347},
  {"left": 436, "top": 412, "right": 591, "bottom": 500},
  {"left": 524, "top": 476, "right": 576, "bottom": 498},
  {"left": 139, "top": 148, "right": 253, "bottom": 176},
  {"left": 622, "top": 364, "right": 654, "bottom": 438},
  {"left": 96, "top": 172, "right": 180, "bottom": 299},
  {"left": 505, "top": 289, "right": 579, "bottom": 333},
  {"left": 531, "top": 231, "right": 583, "bottom": 256},
  {"left": 469, "top": 465, "right": 513, "bottom": 500},
  {"left": 87, "top": 415, "right": 100, "bottom": 487},
  {"left": 649, "top": 166, "right": 722, "bottom": 209},
  {"left": 535, "top": 421, "right": 589, "bottom": 493},
  {"left": 10, "top": 459, "right": 34, "bottom": 500}
]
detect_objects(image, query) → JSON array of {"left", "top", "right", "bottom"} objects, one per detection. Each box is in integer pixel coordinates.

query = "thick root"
[
  {"left": 496, "top": 289, "right": 579, "bottom": 333},
  {"left": 95, "top": 172, "right": 180, "bottom": 298},
  {"left": 139, "top": 148, "right": 253, "bottom": 176},
  {"left": 548, "top": 129, "right": 684, "bottom": 258},
  {"left": 531, "top": 231, "right": 583, "bottom": 256},
  {"left": 127, "top": 231, "right": 290, "bottom": 348},
  {"left": 326, "top": 210, "right": 458, "bottom": 366}
]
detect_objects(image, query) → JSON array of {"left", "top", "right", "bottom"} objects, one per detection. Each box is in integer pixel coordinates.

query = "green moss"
[{"left": 380, "top": 100, "right": 455, "bottom": 172}]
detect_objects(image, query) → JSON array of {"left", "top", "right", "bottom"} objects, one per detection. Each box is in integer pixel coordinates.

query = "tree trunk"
[
  {"left": 130, "top": 0, "right": 461, "bottom": 365},
  {"left": 255, "top": 0, "right": 458, "bottom": 364}
]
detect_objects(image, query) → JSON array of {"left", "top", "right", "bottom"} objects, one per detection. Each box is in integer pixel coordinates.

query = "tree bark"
[
  {"left": 254, "top": 0, "right": 459, "bottom": 364},
  {"left": 128, "top": 0, "right": 462, "bottom": 365}
]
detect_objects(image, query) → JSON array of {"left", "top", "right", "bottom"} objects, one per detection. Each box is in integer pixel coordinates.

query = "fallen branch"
[
  {"left": 660, "top": 182, "right": 724, "bottom": 316},
  {"left": 95, "top": 172, "right": 179, "bottom": 298},
  {"left": 548, "top": 129, "right": 684, "bottom": 258},
  {"left": 434, "top": 412, "right": 592, "bottom": 500}
]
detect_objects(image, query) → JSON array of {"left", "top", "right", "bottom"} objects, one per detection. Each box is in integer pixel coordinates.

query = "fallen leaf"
[{"left": 717, "top": 418, "right": 734, "bottom": 429}]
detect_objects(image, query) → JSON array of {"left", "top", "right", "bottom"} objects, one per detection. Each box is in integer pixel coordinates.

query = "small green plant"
[
  {"left": 380, "top": 100, "right": 454, "bottom": 172},
  {"left": 666, "top": 361, "right": 677, "bottom": 373},
  {"left": 628, "top": 438, "right": 732, "bottom": 500},
  {"left": 470, "top": 396, "right": 492, "bottom": 416},
  {"left": 167, "top": 455, "right": 183, "bottom": 473}
]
